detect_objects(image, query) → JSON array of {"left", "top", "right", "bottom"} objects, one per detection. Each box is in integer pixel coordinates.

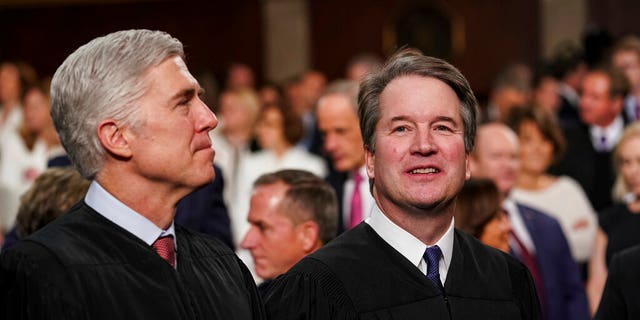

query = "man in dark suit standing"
[
  {"left": 471, "top": 122, "right": 589, "bottom": 320},
  {"left": 549, "top": 66, "right": 630, "bottom": 212},
  {"left": 317, "top": 80, "right": 374, "bottom": 234},
  {"left": 0, "top": 29, "right": 264, "bottom": 319},
  {"left": 265, "top": 49, "right": 541, "bottom": 319}
]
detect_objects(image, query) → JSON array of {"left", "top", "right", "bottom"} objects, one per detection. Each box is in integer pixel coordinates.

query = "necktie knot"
[
  {"left": 353, "top": 171, "right": 363, "bottom": 184},
  {"left": 424, "top": 245, "right": 443, "bottom": 292},
  {"left": 153, "top": 235, "right": 176, "bottom": 268}
]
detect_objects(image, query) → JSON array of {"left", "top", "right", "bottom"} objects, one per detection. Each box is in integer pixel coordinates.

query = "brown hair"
[
  {"left": 261, "top": 102, "right": 303, "bottom": 145},
  {"left": 453, "top": 179, "right": 502, "bottom": 239},
  {"left": 16, "top": 167, "right": 90, "bottom": 238},
  {"left": 254, "top": 169, "right": 338, "bottom": 244},
  {"left": 504, "top": 106, "right": 566, "bottom": 163}
]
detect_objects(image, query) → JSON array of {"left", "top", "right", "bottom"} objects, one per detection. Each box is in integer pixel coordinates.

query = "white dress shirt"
[
  {"left": 589, "top": 116, "right": 624, "bottom": 152},
  {"left": 342, "top": 166, "right": 375, "bottom": 228},
  {"left": 504, "top": 197, "right": 536, "bottom": 254},
  {"left": 84, "top": 181, "right": 177, "bottom": 250},
  {"left": 366, "top": 204, "right": 454, "bottom": 285}
]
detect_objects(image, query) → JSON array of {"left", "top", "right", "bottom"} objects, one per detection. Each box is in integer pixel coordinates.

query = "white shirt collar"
[
  {"left": 504, "top": 197, "right": 535, "bottom": 253},
  {"left": 365, "top": 203, "right": 454, "bottom": 284},
  {"left": 84, "top": 181, "right": 176, "bottom": 248},
  {"left": 589, "top": 116, "right": 625, "bottom": 152}
]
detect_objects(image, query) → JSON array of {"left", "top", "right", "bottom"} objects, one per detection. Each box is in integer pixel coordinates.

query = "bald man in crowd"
[{"left": 471, "top": 123, "right": 589, "bottom": 320}]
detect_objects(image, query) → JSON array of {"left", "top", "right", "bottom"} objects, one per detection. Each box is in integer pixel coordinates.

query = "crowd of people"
[{"left": 0, "top": 28, "right": 640, "bottom": 319}]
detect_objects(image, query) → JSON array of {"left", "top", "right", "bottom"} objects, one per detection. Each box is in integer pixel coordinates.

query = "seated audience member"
[
  {"left": 0, "top": 61, "right": 37, "bottom": 135},
  {"left": 234, "top": 102, "right": 327, "bottom": 278},
  {"left": 471, "top": 122, "right": 589, "bottom": 320},
  {"left": 225, "top": 62, "right": 255, "bottom": 91},
  {"left": 317, "top": 80, "right": 374, "bottom": 234},
  {"left": 549, "top": 66, "right": 630, "bottom": 212},
  {"left": 482, "top": 63, "right": 532, "bottom": 123},
  {"left": 532, "top": 66, "right": 561, "bottom": 114},
  {"left": 241, "top": 169, "right": 337, "bottom": 295},
  {"left": 587, "top": 121, "right": 640, "bottom": 314},
  {"left": 0, "top": 82, "right": 60, "bottom": 232},
  {"left": 506, "top": 106, "right": 597, "bottom": 272},
  {"left": 454, "top": 179, "right": 511, "bottom": 253},
  {"left": 610, "top": 35, "right": 640, "bottom": 122},
  {"left": 210, "top": 88, "right": 261, "bottom": 215},
  {"left": 2, "top": 167, "right": 89, "bottom": 249},
  {"left": 548, "top": 42, "right": 587, "bottom": 128},
  {"left": 594, "top": 243, "right": 640, "bottom": 319},
  {"left": 345, "top": 52, "right": 383, "bottom": 82}
]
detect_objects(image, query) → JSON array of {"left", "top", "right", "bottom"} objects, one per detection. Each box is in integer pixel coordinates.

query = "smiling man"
[
  {"left": 264, "top": 49, "right": 541, "bottom": 319},
  {"left": 0, "top": 30, "right": 265, "bottom": 319}
]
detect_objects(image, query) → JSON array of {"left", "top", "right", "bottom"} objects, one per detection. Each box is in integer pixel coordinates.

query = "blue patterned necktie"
[{"left": 424, "top": 245, "right": 443, "bottom": 293}]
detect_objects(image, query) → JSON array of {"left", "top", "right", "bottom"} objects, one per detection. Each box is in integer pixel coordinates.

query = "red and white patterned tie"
[{"left": 153, "top": 235, "right": 176, "bottom": 268}]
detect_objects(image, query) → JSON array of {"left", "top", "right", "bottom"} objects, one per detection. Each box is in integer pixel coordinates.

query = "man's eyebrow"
[
  {"left": 432, "top": 116, "right": 458, "bottom": 124},
  {"left": 170, "top": 86, "right": 203, "bottom": 101},
  {"left": 390, "top": 115, "right": 411, "bottom": 122}
]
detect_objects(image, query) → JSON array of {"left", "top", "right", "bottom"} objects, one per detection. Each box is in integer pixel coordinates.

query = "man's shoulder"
[
  {"left": 175, "top": 225, "right": 236, "bottom": 258},
  {"left": 454, "top": 230, "right": 528, "bottom": 275},
  {"left": 515, "top": 202, "right": 561, "bottom": 226}
]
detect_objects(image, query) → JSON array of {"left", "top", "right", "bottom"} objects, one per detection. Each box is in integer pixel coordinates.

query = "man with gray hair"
[
  {"left": 0, "top": 30, "right": 265, "bottom": 319},
  {"left": 264, "top": 49, "right": 541, "bottom": 319},
  {"left": 317, "top": 80, "right": 374, "bottom": 234}
]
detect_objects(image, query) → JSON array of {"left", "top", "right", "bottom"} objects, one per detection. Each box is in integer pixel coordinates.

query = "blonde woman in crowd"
[{"left": 587, "top": 121, "right": 640, "bottom": 314}]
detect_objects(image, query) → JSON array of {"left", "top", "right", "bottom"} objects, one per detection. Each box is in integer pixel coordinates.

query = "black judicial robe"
[
  {"left": 0, "top": 202, "right": 266, "bottom": 320},
  {"left": 265, "top": 223, "right": 541, "bottom": 320}
]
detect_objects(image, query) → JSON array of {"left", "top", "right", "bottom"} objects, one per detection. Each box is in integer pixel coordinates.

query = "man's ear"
[
  {"left": 97, "top": 119, "right": 132, "bottom": 159},
  {"left": 298, "top": 221, "right": 321, "bottom": 253},
  {"left": 364, "top": 146, "right": 375, "bottom": 180}
]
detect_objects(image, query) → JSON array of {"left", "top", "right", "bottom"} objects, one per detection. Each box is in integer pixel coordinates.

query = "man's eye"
[
  {"left": 393, "top": 126, "right": 407, "bottom": 133},
  {"left": 434, "top": 125, "right": 453, "bottom": 132}
]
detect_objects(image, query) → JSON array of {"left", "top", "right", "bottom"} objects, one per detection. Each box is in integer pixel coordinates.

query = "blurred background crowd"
[{"left": 1, "top": 0, "right": 640, "bottom": 318}]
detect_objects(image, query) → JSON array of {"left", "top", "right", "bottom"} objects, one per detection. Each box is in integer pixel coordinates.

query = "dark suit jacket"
[
  {"left": 266, "top": 223, "right": 541, "bottom": 319},
  {"left": 516, "top": 203, "right": 589, "bottom": 320},
  {"left": 176, "top": 165, "right": 233, "bottom": 249},
  {"left": 0, "top": 202, "right": 265, "bottom": 319},
  {"left": 557, "top": 95, "right": 581, "bottom": 129},
  {"left": 326, "top": 169, "right": 348, "bottom": 234},
  {"left": 595, "top": 244, "right": 640, "bottom": 319},
  {"left": 548, "top": 122, "right": 616, "bottom": 212}
]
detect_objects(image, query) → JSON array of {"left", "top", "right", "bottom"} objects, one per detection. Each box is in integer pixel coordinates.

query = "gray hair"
[
  {"left": 253, "top": 169, "right": 338, "bottom": 245},
  {"left": 321, "top": 79, "right": 360, "bottom": 113},
  {"left": 358, "top": 48, "right": 478, "bottom": 154},
  {"left": 50, "top": 29, "right": 184, "bottom": 179}
]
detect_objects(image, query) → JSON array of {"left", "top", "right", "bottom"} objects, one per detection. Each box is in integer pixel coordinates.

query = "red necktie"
[
  {"left": 349, "top": 171, "right": 363, "bottom": 228},
  {"left": 153, "top": 235, "right": 176, "bottom": 268},
  {"left": 510, "top": 230, "right": 546, "bottom": 312}
]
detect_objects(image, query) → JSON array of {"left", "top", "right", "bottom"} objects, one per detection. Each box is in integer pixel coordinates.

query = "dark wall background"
[
  {"left": 0, "top": 1, "right": 263, "bottom": 84},
  {"left": 309, "top": 0, "right": 540, "bottom": 99},
  {"left": 0, "top": 0, "right": 639, "bottom": 101}
]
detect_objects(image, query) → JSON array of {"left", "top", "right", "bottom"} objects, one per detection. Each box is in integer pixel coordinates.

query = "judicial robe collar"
[
  {"left": 85, "top": 181, "right": 177, "bottom": 249},
  {"left": 365, "top": 203, "right": 454, "bottom": 284}
]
